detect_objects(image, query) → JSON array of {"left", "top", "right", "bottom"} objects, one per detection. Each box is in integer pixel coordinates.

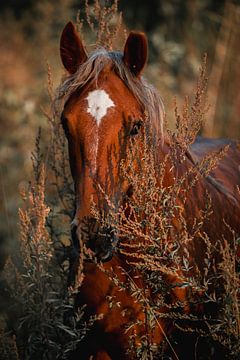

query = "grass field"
[{"left": 0, "top": 1, "right": 239, "bottom": 359}]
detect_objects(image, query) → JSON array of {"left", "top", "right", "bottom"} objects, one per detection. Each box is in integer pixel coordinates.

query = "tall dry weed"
[
  {"left": 87, "top": 56, "right": 239, "bottom": 358},
  {"left": 1, "top": 1, "right": 239, "bottom": 359}
]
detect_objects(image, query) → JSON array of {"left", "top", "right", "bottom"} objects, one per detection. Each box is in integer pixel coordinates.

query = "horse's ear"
[
  {"left": 60, "top": 21, "right": 87, "bottom": 74},
  {"left": 123, "top": 31, "right": 148, "bottom": 77}
]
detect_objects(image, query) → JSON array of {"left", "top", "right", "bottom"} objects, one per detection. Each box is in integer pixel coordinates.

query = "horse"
[{"left": 57, "top": 21, "right": 240, "bottom": 359}]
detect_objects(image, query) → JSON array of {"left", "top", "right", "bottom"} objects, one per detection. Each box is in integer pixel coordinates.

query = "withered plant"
[
  {"left": 88, "top": 57, "right": 240, "bottom": 359},
  {"left": 1, "top": 1, "right": 239, "bottom": 359},
  {"left": 1, "top": 137, "right": 92, "bottom": 359}
]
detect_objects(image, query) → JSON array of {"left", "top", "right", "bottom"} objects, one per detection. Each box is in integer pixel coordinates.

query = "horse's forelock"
[{"left": 55, "top": 48, "right": 165, "bottom": 140}]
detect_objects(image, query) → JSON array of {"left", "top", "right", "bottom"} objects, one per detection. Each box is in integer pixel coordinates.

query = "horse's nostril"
[
  {"left": 74, "top": 219, "right": 117, "bottom": 263},
  {"left": 126, "top": 185, "right": 134, "bottom": 197},
  {"left": 92, "top": 226, "right": 116, "bottom": 262},
  {"left": 98, "top": 250, "right": 113, "bottom": 263}
]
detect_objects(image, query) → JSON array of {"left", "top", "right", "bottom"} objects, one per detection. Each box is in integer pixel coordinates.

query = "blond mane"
[{"left": 55, "top": 49, "right": 165, "bottom": 139}]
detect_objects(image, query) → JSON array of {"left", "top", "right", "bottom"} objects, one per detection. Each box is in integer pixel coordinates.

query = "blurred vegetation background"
[{"left": 0, "top": 0, "right": 240, "bottom": 265}]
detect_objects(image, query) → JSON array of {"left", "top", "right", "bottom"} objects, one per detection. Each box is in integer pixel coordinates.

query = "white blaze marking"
[{"left": 86, "top": 89, "right": 115, "bottom": 125}]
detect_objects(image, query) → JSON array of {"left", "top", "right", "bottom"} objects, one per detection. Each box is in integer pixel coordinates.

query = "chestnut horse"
[{"left": 58, "top": 22, "right": 240, "bottom": 359}]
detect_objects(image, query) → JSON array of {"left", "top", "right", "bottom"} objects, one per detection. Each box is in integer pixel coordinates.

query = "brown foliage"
[{"left": 1, "top": 1, "right": 239, "bottom": 359}]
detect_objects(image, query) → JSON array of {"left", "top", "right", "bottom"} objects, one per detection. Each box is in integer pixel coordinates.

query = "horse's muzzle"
[
  {"left": 89, "top": 225, "right": 117, "bottom": 262},
  {"left": 71, "top": 221, "right": 117, "bottom": 263}
]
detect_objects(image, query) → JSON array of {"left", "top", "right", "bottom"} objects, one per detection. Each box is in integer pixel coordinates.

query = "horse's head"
[{"left": 59, "top": 22, "right": 164, "bottom": 261}]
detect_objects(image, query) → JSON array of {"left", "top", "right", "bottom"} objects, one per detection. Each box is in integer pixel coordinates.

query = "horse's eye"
[{"left": 130, "top": 120, "right": 143, "bottom": 136}]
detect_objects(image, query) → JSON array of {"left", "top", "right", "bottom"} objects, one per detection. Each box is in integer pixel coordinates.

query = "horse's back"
[
  {"left": 190, "top": 136, "right": 239, "bottom": 161},
  {"left": 190, "top": 136, "right": 240, "bottom": 199}
]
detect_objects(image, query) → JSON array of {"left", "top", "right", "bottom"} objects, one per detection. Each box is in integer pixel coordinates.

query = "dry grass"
[
  {"left": 0, "top": 1, "right": 239, "bottom": 359},
  {"left": 1, "top": 130, "right": 102, "bottom": 359},
  {"left": 87, "top": 42, "right": 239, "bottom": 358}
]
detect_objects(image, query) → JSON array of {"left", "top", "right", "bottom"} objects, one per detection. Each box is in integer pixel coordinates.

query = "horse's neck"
[
  {"left": 156, "top": 141, "right": 196, "bottom": 186},
  {"left": 157, "top": 141, "right": 210, "bottom": 216},
  {"left": 160, "top": 141, "right": 240, "bottom": 237}
]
